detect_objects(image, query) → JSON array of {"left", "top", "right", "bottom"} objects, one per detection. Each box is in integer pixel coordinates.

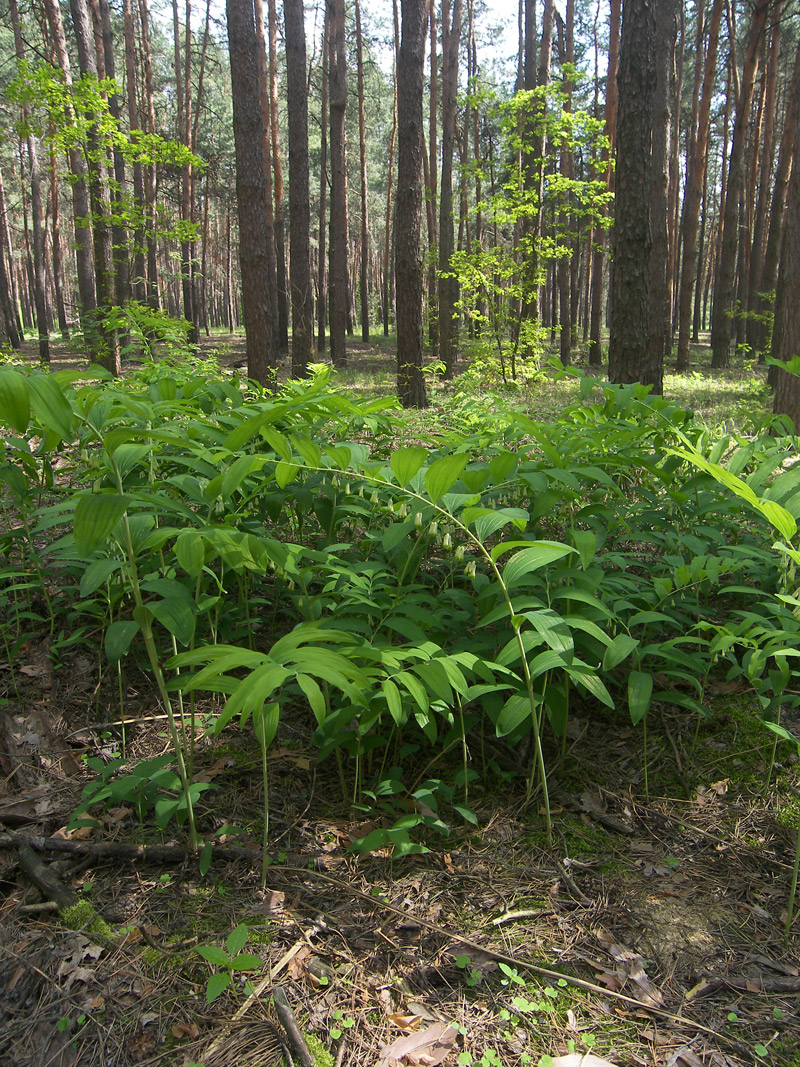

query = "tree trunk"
[
  {"left": 284, "top": 0, "right": 315, "bottom": 377},
  {"left": 558, "top": 0, "right": 574, "bottom": 365},
  {"left": 11, "top": 0, "right": 49, "bottom": 363},
  {"left": 427, "top": 0, "right": 438, "bottom": 352},
  {"left": 317, "top": 3, "right": 329, "bottom": 353},
  {"left": 772, "top": 83, "right": 800, "bottom": 427},
  {"left": 383, "top": 0, "right": 399, "bottom": 337},
  {"left": 354, "top": 0, "right": 370, "bottom": 343},
  {"left": 98, "top": 0, "right": 131, "bottom": 311},
  {"left": 137, "top": 0, "right": 160, "bottom": 308},
  {"left": 439, "top": 0, "right": 462, "bottom": 378},
  {"left": 676, "top": 0, "right": 723, "bottom": 371},
  {"left": 328, "top": 0, "right": 348, "bottom": 368},
  {"left": 0, "top": 168, "right": 21, "bottom": 348},
  {"left": 253, "top": 0, "right": 280, "bottom": 353},
  {"left": 267, "top": 0, "right": 289, "bottom": 351},
  {"left": 396, "top": 0, "right": 428, "bottom": 408},
  {"left": 710, "top": 0, "right": 770, "bottom": 369},
  {"left": 588, "top": 0, "right": 621, "bottom": 367},
  {"left": 226, "top": 0, "right": 278, "bottom": 385},
  {"left": 609, "top": 0, "right": 662, "bottom": 392}
]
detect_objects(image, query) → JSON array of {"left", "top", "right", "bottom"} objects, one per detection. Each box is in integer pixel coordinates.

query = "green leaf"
[
  {"left": 501, "top": 542, "right": 575, "bottom": 588},
  {"left": 424, "top": 454, "right": 468, "bottom": 504},
  {"left": 764, "top": 721, "right": 800, "bottom": 753},
  {"left": 628, "top": 670, "right": 653, "bottom": 725},
  {"left": 196, "top": 945, "right": 230, "bottom": 967},
  {"left": 74, "top": 493, "right": 131, "bottom": 557},
  {"left": 603, "top": 634, "right": 639, "bottom": 672},
  {"left": 226, "top": 925, "right": 249, "bottom": 958},
  {"left": 296, "top": 673, "right": 327, "bottom": 724},
  {"left": 571, "top": 529, "right": 596, "bottom": 569},
  {"left": 205, "top": 971, "right": 231, "bottom": 1003},
  {"left": 105, "top": 620, "right": 140, "bottom": 662},
  {"left": 255, "top": 701, "right": 280, "bottom": 750},
  {"left": 79, "top": 558, "right": 123, "bottom": 598},
  {"left": 147, "top": 596, "right": 196, "bottom": 647},
  {"left": 0, "top": 368, "right": 30, "bottom": 433},
  {"left": 229, "top": 953, "right": 263, "bottom": 971},
  {"left": 27, "top": 374, "right": 73, "bottom": 441},
  {"left": 390, "top": 446, "right": 428, "bottom": 487},
  {"left": 382, "top": 678, "right": 405, "bottom": 725},
  {"left": 275, "top": 460, "right": 299, "bottom": 488},
  {"left": 461, "top": 506, "right": 528, "bottom": 543},
  {"left": 175, "top": 529, "right": 205, "bottom": 577},
  {"left": 496, "top": 692, "right": 533, "bottom": 737},
  {"left": 199, "top": 842, "right": 213, "bottom": 877}
]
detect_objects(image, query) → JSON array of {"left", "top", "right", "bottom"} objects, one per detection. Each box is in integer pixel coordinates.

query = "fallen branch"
[
  {"left": 685, "top": 974, "right": 800, "bottom": 1001},
  {"left": 273, "top": 985, "right": 316, "bottom": 1067},
  {"left": 17, "top": 842, "right": 77, "bottom": 910}
]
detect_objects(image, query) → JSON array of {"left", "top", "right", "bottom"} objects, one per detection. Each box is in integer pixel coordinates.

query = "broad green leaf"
[
  {"left": 296, "top": 673, "right": 327, "bottom": 724},
  {"left": 424, "top": 454, "right": 468, "bottom": 504},
  {"left": 105, "top": 620, "right": 140, "bottom": 662},
  {"left": 196, "top": 945, "right": 229, "bottom": 967},
  {"left": 391, "top": 446, "right": 429, "bottom": 487},
  {"left": 175, "top": 528, "right": 205, "bottom": 577},
  {"left": 255, "top": 701, "right": 280, "bottom": 750},
  {"left": 226, "top": 925, "right": 249, "bottom": 958},
  {"left": 293, "top": 435, "right": 322, "bottom": 467},
  {"left": 496, "top": 692, "right": 533, "bottom": 737},
  {"left": 628, "top": 670, "right": 653, "bottom": 725},
  {"left": 571, "top": 529, "right": 596, "bottom": 569},
  {"left": 764, "top": 721, "right": 800, "bottom": 753},
  {"left": 147, "top": 596, "right": 196, "bottom": 646},
  {"left": 229, "top": 953, "right": 263, "bottom": 971},
  {"left": 461, "top": 506, "right": 528, "bottom": 543},
  {"left": 0, "top": 368, "right": 30, "bottom": 433},
  {"left": 275, "top": 460, "right": 299, "bottom": 488},
  {"left": 382, "top": 678, "right": 405, "bottom": 725},
  {"left": 603, "top": 634, "right": 639, "bottom": 671},
  {"left": 220, "top": 454, "right": 260, "bottom": 499},
  {"left": 325, "top": 444, "right": 351, "bottom": 470},
  {"left": 79, "top": 557, "right": 123, "bottom": 598},
  {"left": 502, "top": 542, "right": 575, "bottom": 588},
  {"left": 74, "top": 493, "right": 131, "bottom": 557},
  {"left": 521, "top": 610, "right": 573, "bottom": 656},
  {"left": 205, "top": 971, "right": 231, "bottom": 1003},
  {"left": 27, "top": 374, "right": 73, "bottom": 441}
]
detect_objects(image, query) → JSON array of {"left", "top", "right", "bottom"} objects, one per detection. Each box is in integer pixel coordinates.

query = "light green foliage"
[{"left": 195, "top": 924, "right": 263, "bottom": 1003}]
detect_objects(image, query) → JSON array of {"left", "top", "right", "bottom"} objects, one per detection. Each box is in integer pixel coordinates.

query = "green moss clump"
[
  {"left": 776, "top": 795, "right": 800, "bottom": 832},
  {"left": 59, "top": 899, "right": 116, "bottom": 940},
  {"left": 305, "top": 1032, "right": 334, "bottom": 1067}
]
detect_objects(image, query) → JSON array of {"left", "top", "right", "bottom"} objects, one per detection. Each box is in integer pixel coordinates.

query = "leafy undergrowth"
[{"left": 0, "top": 339, "right": 798, "bottom": 1066}]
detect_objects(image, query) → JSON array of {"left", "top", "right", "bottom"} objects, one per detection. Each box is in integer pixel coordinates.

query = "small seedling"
[{"left": 195, "top": 924, "right": 263, "bottom": 1003}]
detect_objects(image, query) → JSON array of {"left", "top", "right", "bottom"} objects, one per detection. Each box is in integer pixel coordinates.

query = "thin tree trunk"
[
  {"left": 284, "top": 0, "right": 315, "bottom": 376},
  {"left": 267, "top": 0, "right": 289, "bottom": 351},
  {"left": 226, "top": 0, "right": 277, "bottom": 385},
  {"left": 328, "top": 0, "right": 348, "bottom": 368},
  {"left": 439, "top": 0, "right": 463, "bottom": 378},
  {"left": 137, "top": 0, "right": 160, "bottom": 308},
  {"left": 558, "top": 0, "right": 574, "bottom": 365},
  {"left": 588, "top": 0, "right": 621, "bottom": 367},
  {"left": 47, "top": 143, "right": 70, "bottom": 337},
  {"left": 11, "top": 0, "right": 49, "bottom": 363},
  {"left": 426, "top": 0, "right": 438, "bottom": 351},
  {"left": 396, "top": 0, "right": 428, "bottom": 408},
  {"left": 354, "top": 0, "right": 370, "bottom": 342},
  {"left": 710, "top": 0, "right": 770, "bottom": 369},
  {"left": 383, "top": 0, "right": 399, "bottom": 337},
  {"left": 98, "top": 0, "right": 131, "bottom": 310},
  {"left": 676, "top": 0, "right": 723, "bottom": 371},
  {"left": 317, "top": 4, "right": 329, "bottom": 352}
]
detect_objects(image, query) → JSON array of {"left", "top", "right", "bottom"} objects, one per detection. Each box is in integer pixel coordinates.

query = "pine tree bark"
[
  {"left": 355, "top": 0, "right": 370, "bottom": 342},
  {"left": 609, "top": 0, "right": 663, "bottom": 392},
  {"left": 284, "top": 0, "right": 315, "bottom": 376},
  {"left": 588, "top": 0, "right": 620, "bottom": 367},
  {"left": 383, "top": 0, "right": 399, "bottom": 337},
  {"left": 710, "top": 0, "right": 770, "bottom": 369},
  {"left": 267, "top": 0, "right": 289, "bottom": 351},
  {"left": 317, "top": 4, "right": 329, "bottom": 352},
  {"left": 439, "top": 0, "right": 462, "bottom": 378},
  {"left": 772, "top": 83, "right": 800, "bottom": 427},
  {"left": 137, "top": 0, "right": 160, "bottom": 308},
  {"left": 396, "top": 0, "right": 428, "bottom": 408},
  {"left": 226, "top": 0, "right": 278, "bottom": 384},
  {"left": 327, "top": 0, "right": 348, "bottom": 368},
  {"left": 10, "top": 0, "right": 50, "bottom": 363},
  {"left": 0, "top": 168, "right": 21, "bottom": 348}
]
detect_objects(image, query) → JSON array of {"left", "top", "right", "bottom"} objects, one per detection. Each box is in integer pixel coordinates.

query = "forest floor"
[{"left": 1, "top": 334, "right": 798, "bottom": 1067}]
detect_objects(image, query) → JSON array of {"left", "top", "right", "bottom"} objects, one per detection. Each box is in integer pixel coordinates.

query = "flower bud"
[
  {"left": 345, "top": 482, "right": 351, "bottom": 495},
  {"left": 429, "top": 521, "right": 439, "bottom": 536},
  {"left": 414, "top": 512, "right": 423, "bottom": 530},
  {"left": 398, "top": 503, "right": 408, "bottom": 519},
  {"left": 465, "top": 561, "right": 477, "bottom": 579},
  {"left": 442, "top": 532, "right": 452, "bottom": 551},
  {"left": 455, "top": 545, "right": 465, "bottom": 562},
  {"left": 370, "top": 491, "right": 380, "bottom": 505},
  {"left": 387, "top": 499, "right": 395, "bottom": 515}
]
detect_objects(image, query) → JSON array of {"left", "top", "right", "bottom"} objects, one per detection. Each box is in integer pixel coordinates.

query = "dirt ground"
[{"left": 1, "top": 630, "right": 799, "bottom": 1067}]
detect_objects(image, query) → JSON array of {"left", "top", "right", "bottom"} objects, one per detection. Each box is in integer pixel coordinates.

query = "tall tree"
[
  {"left": 772, "top": 79, "right": 800, "bottom": 427},
  {"left": 327, "top": 0, "right": 348, "bottom": 368},
  {"left": 609, "top": 0, "right": 670, "bottom": 393},
  {"left": 588, "top": 0, "right": 620, "bottom": 366},
  {"left": 267, "top": 0, "right": 289, "bottom": 351},
  {"left": 396, "top": 0, "right": 428, "bottom": 408},
  {"left": 10, "top": 0, "right": 49, "bottom": 363},
  {"left": 354, "top": 0, "right": 370, "bottom": 342},
  {"left": 284, "top": 0, "right": 315, "bottom": 376},
  {"left": 676, "top": 0, "right": 723, "bottom": 372},
  {"left": 710, "top": 0, "right": 770, "bottom": 369},
  {"left": 439, "top": 0, "right": 463, "bottom": 378},
  {"left": 226, "top": 0, "right": 278, "bottom": 384}
]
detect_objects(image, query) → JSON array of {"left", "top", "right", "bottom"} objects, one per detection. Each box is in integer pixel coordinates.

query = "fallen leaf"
[
  {"left": 386, "top": 1012, "right": 423, "bottom": 1033},
  {"left": 376, "top": 1022, "right": 457, "bottom": 1067},
  {"left": 171, "top": 1021, "right": 200, "bottom": 1039},
  {"left": 595, "top": 930, "right": 663, "bottom": 1007}
]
